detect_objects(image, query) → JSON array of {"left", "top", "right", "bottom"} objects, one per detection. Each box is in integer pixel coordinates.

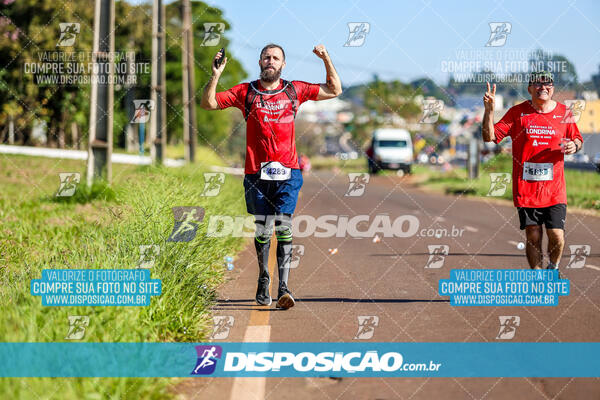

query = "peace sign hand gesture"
[{"left": 483, "top": 82, "right": 496, "bottom": 113}]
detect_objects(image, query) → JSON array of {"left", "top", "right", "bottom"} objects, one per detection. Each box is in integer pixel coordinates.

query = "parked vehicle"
[{"left": 366, "top": 129, "right": 413, "bottom": 174}]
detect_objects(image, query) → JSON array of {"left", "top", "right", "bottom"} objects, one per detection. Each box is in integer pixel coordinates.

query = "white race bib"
[
  {"left": 523, "top": 162, "right": 553, "bottom": 181},
  {"left": 260, "top": 161, "right": 291, "bottom": 181}
]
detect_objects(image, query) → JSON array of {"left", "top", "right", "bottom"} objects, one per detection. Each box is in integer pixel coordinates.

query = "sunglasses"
[{"left": 530, "top": 81, "right": 554, "bottom": 88}]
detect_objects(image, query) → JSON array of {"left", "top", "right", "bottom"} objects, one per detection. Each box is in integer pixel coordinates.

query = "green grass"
[
  {"left": 414, "top": 154, "right": 600, "bottom": 211},
  {"left": 163, "top": 142, "right": 228, "bottom": 165},
  {"left": 0, "top": 149, "right": 247, "bottom": 399}
]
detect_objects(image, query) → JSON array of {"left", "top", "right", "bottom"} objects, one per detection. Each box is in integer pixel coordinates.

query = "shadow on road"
[{"left": 214, "top": 297, "right": 450, "bottom": 311}]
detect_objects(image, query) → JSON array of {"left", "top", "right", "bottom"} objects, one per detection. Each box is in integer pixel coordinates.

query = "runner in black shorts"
[
  {"left": 482, "top": 72, "right": 583, "bottom": 271},
  {"left": 201, "top": 43, "right": 342, "bottom": 308}
]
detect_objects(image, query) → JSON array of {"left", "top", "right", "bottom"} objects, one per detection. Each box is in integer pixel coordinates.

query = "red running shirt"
[
  {"left": 493, "top": 101, "right": 583, "bottom": 208},
  {"left": 216, "top": 80, "right": 320, "bottom": 174}
]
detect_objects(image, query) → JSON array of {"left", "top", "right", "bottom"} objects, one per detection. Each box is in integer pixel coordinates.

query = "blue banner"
[
  {"left": 30, "top": 269, "right": 161, "bottom": 306},
  {"left": 0, "top": 342, "right": 598, "bottom": 377},
  {"left": 439, "top": 269, "right": 569, "bottom": 306}
]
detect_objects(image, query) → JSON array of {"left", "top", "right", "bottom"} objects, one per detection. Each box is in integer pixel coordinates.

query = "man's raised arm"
[
  {"left": 482, "top": 81, "right": 496, "bottom": 142},
  {"left": 200, "top": 50, "right": 228, "bottom": 110},
  {"left": 313, "top": 44, "right": 342, "bottom": 100}
]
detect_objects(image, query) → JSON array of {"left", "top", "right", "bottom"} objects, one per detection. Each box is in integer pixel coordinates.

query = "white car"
[{"left": 367, "top": 129, "right": 413, "bottom": 174}]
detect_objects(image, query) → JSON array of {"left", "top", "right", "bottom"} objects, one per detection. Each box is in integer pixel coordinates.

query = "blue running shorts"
[{"left": 243, "top": 169, "right": 303, "bottom": 215}]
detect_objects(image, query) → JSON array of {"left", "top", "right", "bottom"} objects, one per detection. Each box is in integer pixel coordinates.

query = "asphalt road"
[{"left": 175, "top": 170, "right": 600, "bottom": 400}]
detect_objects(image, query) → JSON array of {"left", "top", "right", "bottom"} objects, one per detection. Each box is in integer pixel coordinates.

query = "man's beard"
[{"left": 260, "top": 65, "right": 282, "bottom": 83}]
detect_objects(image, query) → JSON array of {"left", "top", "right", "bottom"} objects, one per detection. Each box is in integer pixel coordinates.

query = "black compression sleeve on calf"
[
  {"left": 255, "top": 238, "right": 270, "bottom": 279},
  {"left": 254, "top": 217, "right": 273, "bottom": 279},
  {"left": 275, "top": 214, "right": 293, "bottom": 287},
  {"left": 276, "top": 240, "right": 292, "bottom": 288}
]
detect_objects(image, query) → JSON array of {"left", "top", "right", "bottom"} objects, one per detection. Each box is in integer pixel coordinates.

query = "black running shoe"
[
  {"left": 255, "top": 276, "right": 271, "bottom": 306},
  {"left": 276, "top": 285, "right": 295, "bottom": 309}
]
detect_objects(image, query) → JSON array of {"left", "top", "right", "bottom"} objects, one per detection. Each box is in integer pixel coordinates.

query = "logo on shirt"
[
  {"left": 257, "top": 99, "right": 297, "bottom": 123},
  {"left": 263, "top": 115, "right": 281, "bottom": 123},
  {"left": 525, "top": 125, "right": 556, "bottom": 137},
  {"left": 256, "top": 99, "right": 286, "bottom": 111}
]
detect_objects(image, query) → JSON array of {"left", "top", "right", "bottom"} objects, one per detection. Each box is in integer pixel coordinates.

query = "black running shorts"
[{"left": 517, "top": 203, "right": 566, "bottom": 230}]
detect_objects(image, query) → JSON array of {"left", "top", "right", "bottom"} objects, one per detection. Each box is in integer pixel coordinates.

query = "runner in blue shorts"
[{"left": 201, "top": 43, "right": 342, "bottom": 308}]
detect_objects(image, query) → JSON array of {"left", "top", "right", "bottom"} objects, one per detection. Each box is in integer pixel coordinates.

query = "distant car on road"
[
  {"left": 366, "top": 129, "right": 413, "bottom": 174},
  {"left": 594, "top": 152, "right": 600, "bottom": 172}
]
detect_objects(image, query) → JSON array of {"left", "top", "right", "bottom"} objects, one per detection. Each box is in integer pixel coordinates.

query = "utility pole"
[
  {"left": 150, "top": 0, "right": 167, "bottom": 163},
  {"left": 87, "top": 0, "right": 115, "bottom": 186},
  {"left": 124, "top": 44, "right": 136, "bottom": 153},
  {"left": 181, "top": 0, "right": 197, "bottom": 162},
  {"left": 467, "top": 135, "right": 480, "bottom": 180}
]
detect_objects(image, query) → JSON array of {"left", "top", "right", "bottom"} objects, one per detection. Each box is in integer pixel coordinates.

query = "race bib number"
[
  {"left": 523, "top": 162, "right": 553, "bottom": 181},
  {"left": 260, "top": 161, "right": 291, "bottom": 181}
]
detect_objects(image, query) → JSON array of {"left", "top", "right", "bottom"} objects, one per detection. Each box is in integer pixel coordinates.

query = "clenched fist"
[{"left": 313, "top": 44, "right": 329, "bottom": 60}]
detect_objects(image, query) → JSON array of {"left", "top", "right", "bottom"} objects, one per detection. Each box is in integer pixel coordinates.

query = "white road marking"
[
  {"left": 242, "top": 324, "right": 271, "bottom": 342},
  {"left": 229, "top": 239, "right": 276, "bottom": 400},
  {"left": 585, "top": 264, "right": 600, "bottom": 271},
  {"left": 229, "top": 326, "right": 270, "bottom": 400},
  {"left": 464, "top": 226, "right": 478, "bottom": 232}
]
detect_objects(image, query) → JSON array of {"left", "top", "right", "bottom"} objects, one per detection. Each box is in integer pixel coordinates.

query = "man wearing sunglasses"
[{"left": 482, "top": 71, "right": 583, "bottom": 274}]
